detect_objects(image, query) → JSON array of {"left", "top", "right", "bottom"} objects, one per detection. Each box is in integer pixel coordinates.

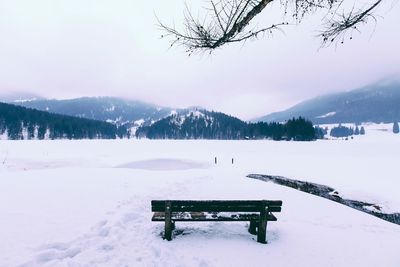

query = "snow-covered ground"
[{"left": 1, "top": 127, "right": 400, "bottom": 266}]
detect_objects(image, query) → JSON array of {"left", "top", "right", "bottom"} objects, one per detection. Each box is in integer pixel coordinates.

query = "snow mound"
[{"left": 116, "top": 159, "right": 210, "bottom": 171}]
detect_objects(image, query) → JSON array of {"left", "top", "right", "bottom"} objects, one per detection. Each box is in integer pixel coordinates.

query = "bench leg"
[
  {"left": 164, "top": 201, "right": 173, "bottom": 241},
  {"left": 257, "top": 207, "right": 268, "bottom": 244},
  {"left": 165, "top": 221, "right": 172, "bottom": 241},
  {"left": 248, "top": 220, "right": 258, "bottom": 235}
]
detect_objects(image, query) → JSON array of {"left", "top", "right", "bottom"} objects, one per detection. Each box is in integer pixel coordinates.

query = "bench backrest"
[{"left": 151, "top": 200, "right": 282, "bottom": 212}]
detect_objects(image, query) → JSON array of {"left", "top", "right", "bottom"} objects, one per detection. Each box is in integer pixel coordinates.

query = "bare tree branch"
[
  {"left": 159, "top": 0, "right": 289, "bottom": 54},
  {"left": 320, "top": 0, "right": 382, "bottom": 45},
  {"left": 158, "top": 0, "right": 386, "bottom": 53}
]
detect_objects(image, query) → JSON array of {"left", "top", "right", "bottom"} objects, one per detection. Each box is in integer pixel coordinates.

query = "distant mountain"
[
  {"left": 256, "top": 80, "right": 400, "bottom": 124},
  {"left": 136, "top": 109, "right": 317, "bottom": 140},
  {"left": 0, "top": 102, "right": 128, "bottom": 140},
  {"left": 10, "top": 97, "right": 173, "bottom": 127}
]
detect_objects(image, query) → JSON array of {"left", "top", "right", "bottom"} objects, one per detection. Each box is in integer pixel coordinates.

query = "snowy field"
[{"left": 1, "top": 125, "right": 400, "bottom": 267}]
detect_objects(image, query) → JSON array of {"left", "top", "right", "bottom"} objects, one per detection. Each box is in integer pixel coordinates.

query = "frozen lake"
[{"left": 1, "top": 127, "right": 399, "bottom": 266}]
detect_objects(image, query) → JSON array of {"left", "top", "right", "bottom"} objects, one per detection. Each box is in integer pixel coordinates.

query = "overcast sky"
[{"left": 0, "top": 0, "right": 399, "bottom": 120}]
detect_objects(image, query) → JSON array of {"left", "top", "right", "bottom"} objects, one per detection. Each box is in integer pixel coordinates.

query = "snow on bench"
[{"left": 151, "top": 200, "right": 282, "bottom": 244}]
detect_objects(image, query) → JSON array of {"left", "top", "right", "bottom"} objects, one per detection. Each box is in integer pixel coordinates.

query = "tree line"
[
  {"left": 0, "top": 102, "right": 128, "bottom": 140},
  {"left": 136, "top": 111, "right": 318, "bottom": 141},
  {"left": 329, "top": 124, "right": 366, "bottom": 138}
]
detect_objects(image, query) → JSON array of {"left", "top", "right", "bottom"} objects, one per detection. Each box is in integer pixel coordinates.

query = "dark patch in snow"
[{"left": 248, "top": 174, "right": 400, "bottom": 225}]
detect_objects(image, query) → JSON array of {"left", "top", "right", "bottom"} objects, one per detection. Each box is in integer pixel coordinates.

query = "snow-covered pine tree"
[
  {"left": 355, "top": 126, "right": 360, "bottom": 135},
  {"left": 393, "top": 122, "right": 399, "bottom": 134}
]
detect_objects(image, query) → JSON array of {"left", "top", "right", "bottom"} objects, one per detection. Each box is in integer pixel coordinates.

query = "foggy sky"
[{"left": 0, "top": 0, "right": 399, "bottom": 120}]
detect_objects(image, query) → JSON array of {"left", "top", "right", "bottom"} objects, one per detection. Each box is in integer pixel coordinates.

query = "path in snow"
[{"left": 10, "top": 167, "right": 400, "bottom": 267}]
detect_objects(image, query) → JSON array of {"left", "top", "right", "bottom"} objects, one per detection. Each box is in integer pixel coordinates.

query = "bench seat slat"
[
  {"left": 152, "top": 206, "right": 281, "bottom": 212},
  {"left": 152, "top": 212, "right": 278, "bottom": 222},
  {"left": 151, "top": 200, "right": 282, "bottom": 213},
  {"left": 152, "top": 200, "right": 282, "bottom": 206}
]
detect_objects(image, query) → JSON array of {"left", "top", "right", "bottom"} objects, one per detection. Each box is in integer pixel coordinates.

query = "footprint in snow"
[
  {"left": 36, "top": 247, "right": 81, "bottom": 263},
  {"left": 121, "top": 212, "right": 139, "bottom": 223},
  {"left": 98, "top": 226, "right": 111, "bottom": 237},
  {"left": 37, "top": 242, "right": 70, "bottom": 251}
]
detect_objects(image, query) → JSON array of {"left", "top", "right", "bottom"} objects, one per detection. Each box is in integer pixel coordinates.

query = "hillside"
[
  {"left": 136, "top": 109, "right": 246, "bottom": 139},
  {"left": 10, "top": 97, "right": 172, "bottom": 126},
  {"left": 0, "top": 102, "right": 127, "bottom": 140},
  {"left": 257, "top": 80, "right": 400, "bottom": 124},
  {"left": 136, "top": 109, "right": 317, "bottom": 140}
]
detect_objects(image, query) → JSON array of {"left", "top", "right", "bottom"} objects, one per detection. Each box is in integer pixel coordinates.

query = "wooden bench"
[{"left": 151, "top": 200, "right": 282, "bottom": 244}]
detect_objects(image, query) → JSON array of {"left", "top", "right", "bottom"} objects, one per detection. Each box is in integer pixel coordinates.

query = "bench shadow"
[{"left": 155, "top": 223, "right": 279, "bottom": 243}]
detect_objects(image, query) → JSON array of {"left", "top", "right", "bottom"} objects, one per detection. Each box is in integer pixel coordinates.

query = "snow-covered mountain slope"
[
  {"left": 256, "top": 80, "right": 400, "bottom": 124},
  {"left": 10, "top": 97, "right": 173, "bottom": 126},
  {"left": 136, "top": 109, "right": 247, "bottom": 139},
  {"left": 136, "top": 109, "right": 317, "bottom": 140},
  {"left": 1, "top": 130, "right": 400, "bottom": 266}
]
